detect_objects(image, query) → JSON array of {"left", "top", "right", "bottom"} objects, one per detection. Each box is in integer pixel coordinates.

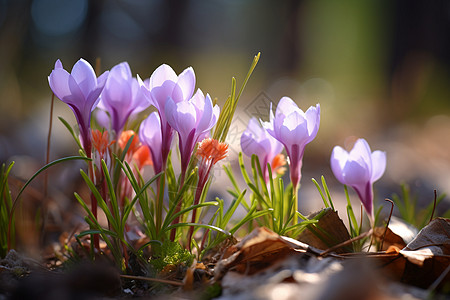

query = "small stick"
[
  {"left": 120, "top": 275, "right": 184, "bottom": 286},
  {"left": 41, "top": 93, "right": 54, "bottom": 246},
  {"left": 380, "top": 198, "right": 394, "bottom": 251},
  {"left": 427, "top": 263, "right": 450, "bottom": 293},
  {"left": 319, "top": 229, "right": 373, "bottom": 257},
  {"left": 44, "top": 93, "right": 54, "bottom": 193}
]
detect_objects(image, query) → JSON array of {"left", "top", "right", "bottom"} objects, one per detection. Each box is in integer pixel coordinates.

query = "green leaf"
[
  {"left": 213, "top": 53, "right": 260, "bottom": 142},
  {"left": 78, "top": 170, "right": 120, "bottom": 233},
  {"left": 321, "top": 176, "right": 335, "bottom": 210},
  {"left": 58, "top": 117, "right": 83, "bottom": 151},
  {"left": 10, "top": 156, "right": 91, "bottom": 229},
  {"left": 165, "top": 222, "right": 231, "bottom": 237},
  {"left": 230, "top": 208, "right": 273, "bottom": 235},
  {"left": 312, "top": 178, "right": 329, "bottom": 208},
  {"left": 221, "top": 190, "right": 247, "bottom": 229}
]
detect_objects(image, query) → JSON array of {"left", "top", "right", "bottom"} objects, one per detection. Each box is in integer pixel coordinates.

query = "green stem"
[
  {"left": 293, "top": 183, "right": 299, "bottom": 225},
  {"left": 169, "top": 172, "right": 186, "bottom": 241},
  {"left": 155, "top": 176, "right": 165, "bottom": 236},
  {"left": 87, "top": 153, "right": 100, "bottom": 253}
]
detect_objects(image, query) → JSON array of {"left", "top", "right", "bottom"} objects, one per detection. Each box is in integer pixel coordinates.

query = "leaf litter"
[{"left": 1, "top": 209, "right": 449, "bottom": 299}]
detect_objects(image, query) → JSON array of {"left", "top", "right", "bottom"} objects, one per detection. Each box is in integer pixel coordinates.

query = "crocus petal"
[
  {"left": 265, "top": 98, "right": 320, "bottom": 188},
  {"left": 165, "top": 98, "right": 196, "bottom": 141},
  {"left": 95, "top": 109, "right": 110, "bottom": 129},
  {"left": 241, "top": 129, "right": 266, "bottom": 158},
  {"left": 130, "top": 78, "right": 149, "bottom": 115},
  {"left": 279, "top": 112, "right": 308, "bottom": 148},
  {"left": 97, "top": 61, "right": 148, "bottom": 135},
  {"left": 330, "top": 146, "right": 347, "bottom": 184},
  {"left": 195, "top": 91, "right": 214, "bottom": 132},
  {"left": 275, "top": 97, "right": 301, "bottom": 119},
  {"left": 139, "top": 112, "right": 163, "bottom": 173},
  {"left": 211, "top": 104, "right": 220, "bottom": 126},
  {"left": 48, "top": 58, "right": 107, "bottom": 153},
  {"left": 350, "top": 139, "right": 372, "bottom": 171},
  {"left": 305, "top": 104, "right": 321, "bottom": 139},
  {"left": 71, "top": 58, "right": 98, "bottom": 99},
  {"left": 48, "top": 68, "right": 72, "bottom": 102},
  {"left": 370, "top": 150, "right": 386, "bottom": 182},
  {"left": 137, "top": 74, "right": 152, "bottom": 104},
  {"left": 176, "top": 67, "right": 196, "bottom": 101},
  {"left": 330, "top": 138, "right": 386, "bottom": 221},
  {"left": 104, "top": 76, "right": 131, "bottom": 109},
  {"left": 261, "top": 104, "right": 275, "bottom": 136},
  {"left": 149, "top": 64, "right": 178, "bottom": 89},
  {"left": 241, "top": 117, "right": 284, "bottom": 182},
  {"left": 268, "top": 135, "right": 283, "bottom": 157},
  {"left": 353, "top": 182, "right": 373, "bottom": 217},
  {"left": 54, "top": 59, "right": 63, "bottom": 69},
  {"left": 246, "top": 118, "right": 264, "bottom": 137},
  {"left": 191, "top": 89, "right": 206, "bottom": 116},
  {"left": 68, "top": 74, "right": 86, "bottom": 107},
  {"left": 150, "top": 80, "right": 178, "bottom": 113},
  {"left": 87, "top": 70, "right": 109, "bottom": 109},
  {"left": 96, "top": 71, "right": 109, "bottom": 87},
  {"left": 342, "top": 160, "right": 371, "bottom": 186}
]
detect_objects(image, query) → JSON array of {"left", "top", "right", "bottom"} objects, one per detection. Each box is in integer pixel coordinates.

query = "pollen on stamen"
[
  {"left": 271, "top": 153, "right": 287, "bottom": 176},
  {"left": 197, "top": 138, "right": 229, "bottom": 164},
  {"left": 133, "top": 145, "right": 153, "bottom": 169},
  {"left": 92, "top": 129, "right": 114, "bottom": 156},
  {"left": 118, "top": 130, "right": 140, "bottom": 153}
]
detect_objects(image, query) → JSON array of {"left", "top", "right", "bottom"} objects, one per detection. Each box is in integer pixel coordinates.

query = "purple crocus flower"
[
  {"left": 241, "top": 117, "right": 283, "bottom": 182},
  {"left": 165, "top": 89, "right": 220, "bottom": 177},
  {"left": 138, "top": 64, "right": 196, "bottom": 169},
  {"left": 330, "top": 138, "right": 386, "bottom": 220},
  {"left": 97, "top": 62, "right": 149, "bottom": 136},
  {"left": 48, "top": 58, "right": 109, "bottom": 155},
  {"left": 263, "top": 97, "right": 320, "bottom": 188},
  {"left": 139, "top": 112, "right": 163, "bottom": 174}
]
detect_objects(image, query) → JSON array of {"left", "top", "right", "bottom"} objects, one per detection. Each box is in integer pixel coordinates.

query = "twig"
[
  {"left": 120, "top": 274, "right": 184, "bottom": 286},
  {"left": 427, "top": 263, "right": 450, "bottom": 293},
  {"left": 319, "top": 229, "right": 373, "bottom": 257},
  {"left": 380, "top": 198, "right": 394, "bottom": 251},
  {"left": 41, "top": 93, "right": 54, "bottom": 246}
]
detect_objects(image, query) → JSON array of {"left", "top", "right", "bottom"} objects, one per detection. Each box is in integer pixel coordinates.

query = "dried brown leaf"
[
  {"left": 373, "top": 226, "right": 407, "bottom": 251},
  {"left": 298, "top": 208, "right": 352, "bottom": 253},
  {"left": 400, "top": 218, "right": 450, "bottom": 266},
  {"left": 214, "top": 227, "right": 311, "bottom": 281}
]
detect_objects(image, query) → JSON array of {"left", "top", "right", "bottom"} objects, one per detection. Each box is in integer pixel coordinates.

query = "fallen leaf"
[
  {"left": 400, "top": 218, "right": 450, "bottom": 266},
  {"left": 214, "top": 227, "right": 312, "bottom": 280},
  {"left": 392, "top": 218, "right": 450, "bottom": 290},
  {"left": 298, "top": 208, "right": 353, "bottom": 253},
  {"left": 387, "top": 216, "right": 418, "bottom": 244},
  {"left": 373, "top": 226, "right": 407, "bottom": 251}
]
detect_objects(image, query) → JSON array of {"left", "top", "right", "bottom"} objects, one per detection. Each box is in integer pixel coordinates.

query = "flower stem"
[
  {"left": 155, "top": 176, "right": 165, "bottom": 237},
  {"left": 293, "top": 182, "right": 299, "bottom": 226},
  {"left": 187, "top": 172, "right": 209, "bottom": 251},
  {"left": 41, "top": 93, "right": 54, "bottom": 246},
  {"left": 87, "top": 151, "right": 100, "bottom": 253},
  {"left": 170, "top": 171, "right": 186, "bottom": 241}
]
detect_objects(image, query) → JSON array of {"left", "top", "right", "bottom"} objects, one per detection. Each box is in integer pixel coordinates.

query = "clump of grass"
[{"left": 392, "top": 184, "right": 448, "bottom": 229}]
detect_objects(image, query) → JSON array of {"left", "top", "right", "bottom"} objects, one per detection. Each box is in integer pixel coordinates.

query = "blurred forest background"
[{"left": 1, "top": 0, "right": 450, "bottom": 252}]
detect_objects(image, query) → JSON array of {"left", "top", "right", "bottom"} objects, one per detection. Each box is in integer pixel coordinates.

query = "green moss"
[{"left": 149, "top": 240, "right": 194, "bottom": 272}]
